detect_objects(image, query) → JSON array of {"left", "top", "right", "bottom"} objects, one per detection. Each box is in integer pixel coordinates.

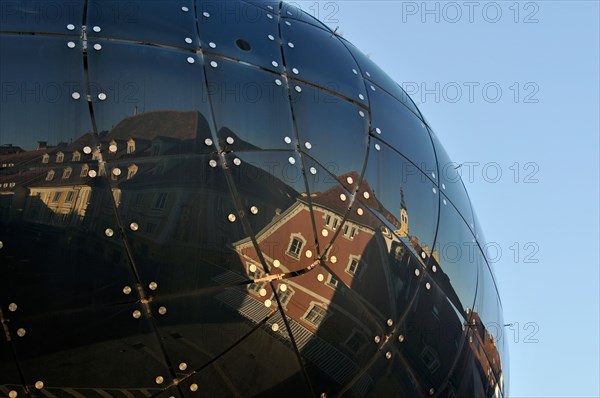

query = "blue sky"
[{"left": 301, "top": 1, "right": 600, "bottom": 396}]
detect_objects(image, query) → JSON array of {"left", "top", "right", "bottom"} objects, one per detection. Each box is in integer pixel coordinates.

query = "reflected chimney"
[{"left": 37, "top": 141, "right": 47, "bottom": 149}]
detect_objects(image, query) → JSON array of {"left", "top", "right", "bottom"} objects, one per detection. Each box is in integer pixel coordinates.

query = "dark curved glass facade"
[{"left": 0, "top": 1, "right": 507, "bottom": 397}]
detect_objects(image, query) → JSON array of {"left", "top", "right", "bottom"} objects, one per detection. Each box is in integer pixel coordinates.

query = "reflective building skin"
[{"left": 0, "top": 1, "right": 508, "bottom": 397}]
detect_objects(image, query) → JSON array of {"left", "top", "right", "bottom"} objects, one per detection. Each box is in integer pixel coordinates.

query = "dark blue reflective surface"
[{"left": 0, "top": 1, "right": 506, "bottom": 396}]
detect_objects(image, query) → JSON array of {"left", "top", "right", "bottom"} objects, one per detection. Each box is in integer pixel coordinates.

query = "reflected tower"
[{"left": 0, "top": 1, "right": 508, "bottom": 397}]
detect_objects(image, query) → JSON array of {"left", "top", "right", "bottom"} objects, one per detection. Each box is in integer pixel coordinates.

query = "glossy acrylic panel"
[
  {"left": 0, "top": 35, "right": 91, "bottom": 150},
  {"left": 280, "top": 2, "right": 333, "bottom": 32},
  {"left": 0, "top": 1, "right": 84, "bottom": 35},
  {"left": 204, "top": 57, "right": 296, "bottom": 150},
  {"left": 11, "top": 304, "right": 172, "bottom": 391},
  {"left": 341, "top": 38, "right": 423, "bottom": 118},
  {"left": 362, "top": 137, "right": 439, "bottom": 259},
  {"left": 291, "top": 83, "right": 369, "bottom": 176},
  {"left": 430, "top": 128, "right": 476, "bottom": 231},
  {"left": 280, "top": 20, "right": 366, "bottom": 101},
  {"left": 199, "top": 0, "right": 284, "bottom": 73},
  {"left": 369, "top": 88, "right": 438, "bottom": 177},
  {"left": 103, "top": 155, "right": 258, "bottom": 294},
  {"left": 87, "top": 0, "right": 198, "bottom": 49},
  {"left": 87, "top": 40, "right": 211, "bottom": 136},
  {"left": 473, "top": 254, "right": 507, "bottom": 395},
  {"left": 360, "top": 284, "right": 467, "bottom": 396},
  {"left": 429, "top": 193, "right": 479, "bottom": 316}
]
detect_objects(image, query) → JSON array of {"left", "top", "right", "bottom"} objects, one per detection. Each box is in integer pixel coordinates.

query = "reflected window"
[
  {"left": 65, "top": 191, "right": 75, "bottom": 203},
  {"left": 145, "top": 223, "right": 157, "bottom": 234},
  {"left": 287, "top": 234, "right": 305, "bottom": 259},
  {"left": 62, "top": 167, "right": 72, "bottom": 179},
  {"left": 153, "top": 193, "right": 168, "bottom": 210},
  {"left": 51, "top": 192, "right": 62, "bottom": 203},
  {"left": 92, "top": 150, "right": 101, "bottom": 161},
  {"left": 342, "top": 224, "right": 358, "bottom": 240},
  {"left": 327, "top": 274, "right": 339, "bottom": 289},
  {"left": 332, "top": 218, "right": 339, "bottom": 230},
  {"left": 72, "top": 151, "right": 81, "bottom": 162},
  {"left": 127, "top": 139, "right": 136, "bottom": 154},
  {"left": 346, "top": 256, "right": 360, "bottom": 276},
  {"left": 420, "top": 345, "right": 440, "bottom": 373},
  {"left": 80, "top": 164, "right": 89, "bottom": 177},
  {"left": 303, "top": 303, "right": 328, "bottom": 328},
  {"left": 278, "top": 286, "right": 294, "bottom": 308},
  {"left": 56, "top": 152, "right": 64, "bottom": 163},
  {"left": 344, "top": 330, "right": 367, "bottom": 353},
  {"left": 247, "top": 263, "right": 266, "bottom": 293},
  {"left": 42, "top": 154, "right": 49, "bottom": 164},
  {"left": 127, "top": 164, "right": 138, "bottom": 180},
  {"left": 46, "top": 170, "right": 55, "bottom": 181}
]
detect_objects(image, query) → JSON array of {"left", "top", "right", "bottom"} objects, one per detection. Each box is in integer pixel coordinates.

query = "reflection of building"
[{"left": 1, "top": 2, "right": 507, "bottom": 394}]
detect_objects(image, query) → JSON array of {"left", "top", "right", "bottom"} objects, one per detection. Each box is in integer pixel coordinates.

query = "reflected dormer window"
[
  {"left": 46, "top": 170, "right": 55, "bottom": 181},
  {"left": 42, "top": 154, "right": 49, "bottom": 164},
  {"left": 62, "top": 167, "right": 72, "bottom": 179},
  {"left": 127, "top": 164, "right": 138, "bottom": 179},
  {"left": 92, "top": 150, "right": 100, "bottom": 161},
  {"left": 80, "top": 164, "right": 89, "bottom": 177},
  {"left": 72, "top": 151, "right": 81, "bottom": 162},
  {"left": 56, "top": 152, "right": 64, "bottom": 163},
  {"left": 127, "top": 139, "right": 136, "bottom": 154}
]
